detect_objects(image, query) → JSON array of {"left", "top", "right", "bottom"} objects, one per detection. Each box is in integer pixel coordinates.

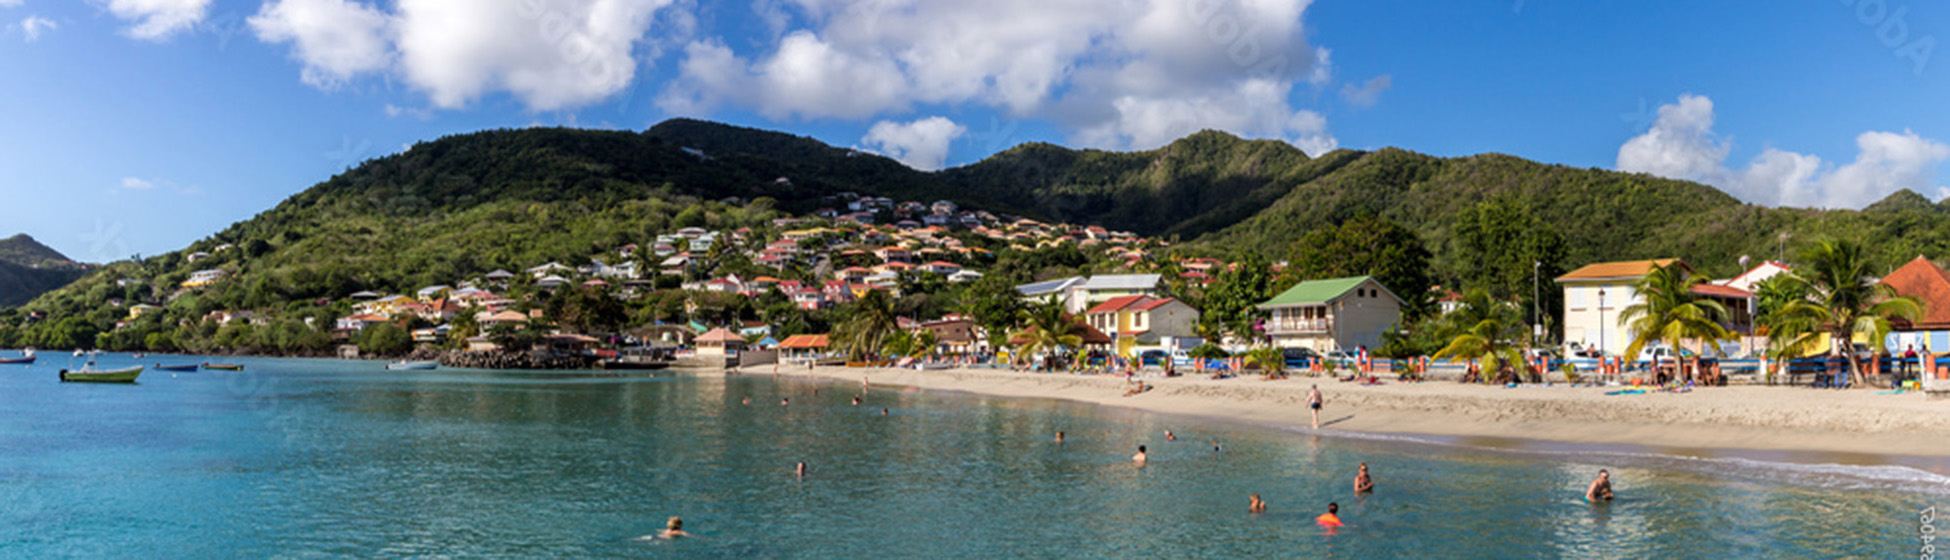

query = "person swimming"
[
  {"left": 796, "top": 461, "right": 809, "bottom": 477},
  {"left": 1132, "top": 445, "right": 1148, "bottom": 464},
  {"left": 851, "top": 395, "right": 862, "bottom": 406},
  {"left": 1165, "top": 430, "right": 1176, "bottom": 441},
  {"left": 741, "top": 396, "right": 751, "bottom": 405},
  {"left": 881, "top": 408, "right": 889, "bottom": 416},
  {"left": 1354, "top": 462, "right": 1374, "bottom": 493},
  {"left": 1316, "top": 502, "right": 1343, "bottom": 527},
  {"left": 1248, "top": 493, "right": 1266, "bottom": 513},
  {"left": 1055, "top": 431, "right": 1065, "bottom": 443},
  {"left": 1586, "top": 469, "right": 1614, "bottom": 502},
  {"left": 780, "top": 397, "right": 790, "bottom": 406},
  {"left": 634, "top": 516, "right": 693, "bottom": 541},
  {"left": 1211, "top": 441, "right": 1221, "bottom": 452}
]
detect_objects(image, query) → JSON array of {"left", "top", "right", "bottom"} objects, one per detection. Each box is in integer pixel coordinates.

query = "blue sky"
[{"left": 2, "top": 0, "right": 1947, "bottom": 261}]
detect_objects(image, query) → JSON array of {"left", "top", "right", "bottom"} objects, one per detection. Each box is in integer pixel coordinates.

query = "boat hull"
[
  {"left": 0, "top": 356, "right": 34, "bottom": 364},
  {"left": 154, "top": 364, "right": 200, "bottom": 372},
  {"left": 60, "top": 366, "right": 143, "bottom": 383},
  {"left": 385, "top": 361, "right": 439, "bottom": 370},
  {"left": 202, "top": 363, "right": 244, "bottom": 371}
]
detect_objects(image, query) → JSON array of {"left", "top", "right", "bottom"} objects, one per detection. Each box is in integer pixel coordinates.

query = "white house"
[
  {"left": 1556, "top": 259, "right": 1754, "bottom": 356},
  {"left": 1258, "top": 276, "right": 1404, "bottom": 352},
  {"left": 1718, "top": 260, "right": 1793, "bottom": 292},
  {"left": 1016, "top": 274, "right": 1164, "bottom": 314}
]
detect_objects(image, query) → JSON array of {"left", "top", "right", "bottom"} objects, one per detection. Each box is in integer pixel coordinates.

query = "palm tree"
[
  {"left": 834, "top": 289, "right": 900, "bottom": 361},
  {"left": 1243, "top": 346, "right": 1285, "bottom": 379},
  {"left": 1433, "top": 288, "right": 1525, "bottom": 383},
  {"left": 1770, "top": 239, "right": 1925, "bottom": 385},
  {"left": 1014, "top": 297, "right": 1086, "bottom": 368},
  {"left": 1617, "top": 263, "right": 1734, "bottom": 363}
]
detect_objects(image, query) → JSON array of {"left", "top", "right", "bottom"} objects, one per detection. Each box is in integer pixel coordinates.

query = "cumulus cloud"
[
  {"left": 862, "top": 116, "right": 966, "bottom": 171},
  {"left": 249, "top": 0, "right": 390, "bottom": 88},
  {"left": 120, "top": 177, "right": 155, "bottom": 190},
  {"left": 0, "top": 0, "right": 22, "bottom": 8},
  {"left": 19, "top": 15, "right": 54, "bottom": 41},
  {"left": 103, "top": 0, "right": 210, "bottom": 40},
  {"left": 1618, "top": 94, "right": 1950, "bottom": 208},
  {"left": 1339, "top": 74, "right": 1390, "bottom": 108},
  {"left": 661, "top": 0, "right": 1335, "bottom": 152},
  {"left": 251, "top": 0, "right": 680, "bottom": 111}
]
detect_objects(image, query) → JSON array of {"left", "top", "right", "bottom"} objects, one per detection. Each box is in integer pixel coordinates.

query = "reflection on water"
[{"left": 0, "top": 356, "right": 1937, "bottom": 558}]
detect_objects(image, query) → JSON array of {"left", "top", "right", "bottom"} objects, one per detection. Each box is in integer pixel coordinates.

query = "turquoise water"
[{"left": 0, "top": 354, "right": 1943, "bottom": 558}]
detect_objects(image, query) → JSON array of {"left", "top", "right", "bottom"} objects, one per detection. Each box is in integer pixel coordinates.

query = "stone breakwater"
[{"left": 417, "top": 349, "right": 597, "bottom": 370}]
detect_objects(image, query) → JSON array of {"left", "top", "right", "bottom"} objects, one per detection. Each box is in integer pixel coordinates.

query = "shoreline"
[{"left": 736, "top": 363, "right": 1950, "bottom": 469}]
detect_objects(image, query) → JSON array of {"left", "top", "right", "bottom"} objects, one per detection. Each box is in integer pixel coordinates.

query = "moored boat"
[
  {"left": 60, "top": 365, "right": 143, "bottom": 383},
  {"left": 385, "top": 360, "right": 438, "bottom": 370},
  {"left": 202, "top": 363, "right": 244, "bottom": 371},
  {"left": 0, "top": 350, "right": 35, "bottom": 364},
  {"left": 154, "top": 364, "right": 201, "bottom": 372}
]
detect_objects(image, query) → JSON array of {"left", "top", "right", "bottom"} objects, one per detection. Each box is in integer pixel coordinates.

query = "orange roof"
[
  {"left": 696, "top": 328, "right": 743, "bottom": 343},
  {"left": 778, "top": 334, "right": 830, "bottom": 349},
  {"left": 1689, "top": 284, "right": 1752, "bottom": 299},
  {"left": 1556, "top": 259, "right": 1688, "bottom": 282},
  {"left": 1881, "top": 256, "right": 1950, "bottom": 329}
]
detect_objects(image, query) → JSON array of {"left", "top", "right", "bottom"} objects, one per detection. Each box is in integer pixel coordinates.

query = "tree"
[
  {"left": 1197, "top": 252, "right": 1278, "bottom": 344},
  {"left": 1284, "top": 215, "right": 1436, "bottom": 318},
  {"left": 1014, "top": 297, "right": 1088, "bottom": 367},
  {"left": 833, "top": 289, "right": 900, "bottom": 360},
  {"left": 1769, "top": 239, "right": 1925, "bottom": 385},
  {"left": 357, "top": 322, "right": 414, "bottom": 356},
  {"left": 1617, "top": 263, "right": 1734, "bottom": 362},
  {"left": 1449, "top": 196, "right": 1567, "bottom": 338},
  {"left": 956, "top": 278, "right": 1025, "bottom": 346},
  {"left": 1432, "top": 288, "right": 1527, "bottom": 383},
  {"left": 673, "top": 206, "right": 708, "bottom": 229}
]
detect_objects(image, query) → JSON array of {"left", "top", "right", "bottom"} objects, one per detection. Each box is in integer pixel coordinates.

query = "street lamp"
[
  {"left": 1532, "top": 260, "right": 1541, "bottom": 343},
  {"left": 1597, "top": 288, "right": 1607, "bottom": 357}
]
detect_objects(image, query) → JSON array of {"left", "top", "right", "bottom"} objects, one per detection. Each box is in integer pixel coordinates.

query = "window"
[{"left": 1570, "top": 287, "right": 1585, "bottom": 310}]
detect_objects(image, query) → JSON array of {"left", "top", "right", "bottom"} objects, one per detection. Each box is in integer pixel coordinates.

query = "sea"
[{"left": 0, "top": 353, "right": 1943, "bottom": 558}]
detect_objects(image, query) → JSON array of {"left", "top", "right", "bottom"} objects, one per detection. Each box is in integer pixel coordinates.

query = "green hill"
[
  {"left": 13, "top": 119, "right": 1950, "bottom": 350},
  {"left": 0, "top": 234, "right": 87, "bottom": 307}
]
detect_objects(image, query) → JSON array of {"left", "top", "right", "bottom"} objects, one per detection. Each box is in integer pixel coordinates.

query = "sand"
[{"left": 745, "top": 363, "right": 1950, "bottom": 460}]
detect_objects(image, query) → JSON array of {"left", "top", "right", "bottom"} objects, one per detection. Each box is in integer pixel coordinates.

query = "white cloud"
[
  {"left": 0, "top": 1, "right": 24, "bottom": 9},
  {"left": 102, "top": 0, "right": 210, "bottom": 40},
  {"left": 862, "top": 116, "right": 965, "bottom": 171},
  {"left": 1618, "top": 94, "right": 1950, "bottom": 208},
  {"left": 248, "top": 0, "right": 391, "bottom": 88},
  {"left": 661, "top": 0, "right": 1335, "bottom": 152},
  {"left": 120, "top": 177, "right": 155, "bottom": 190},
  {"left": 251, "top": 0, "right": 681, "bottom": 111},
  {"left": 19, "top": 15, "right": 54, "bottom": 41},
  {"left": 1339, "top": 74, "right": 1390, "bottom": 108}
]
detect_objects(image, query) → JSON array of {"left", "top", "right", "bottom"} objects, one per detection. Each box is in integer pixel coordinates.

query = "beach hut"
[
  {"left": 696, "top": 328, "right": 746, "bottom": 357},
  {"left": 778, "top": 334, "right": 831, "bottom": 360}
]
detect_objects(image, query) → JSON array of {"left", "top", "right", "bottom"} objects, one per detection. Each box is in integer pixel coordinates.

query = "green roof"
[{"left": 1258, "top": 276, "right": 1374, "bottom": 308}]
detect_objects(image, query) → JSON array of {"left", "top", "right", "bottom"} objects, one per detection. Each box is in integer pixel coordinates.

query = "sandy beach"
[{"left": 746, "top": 363, "right": 1950, "bottom": 460}]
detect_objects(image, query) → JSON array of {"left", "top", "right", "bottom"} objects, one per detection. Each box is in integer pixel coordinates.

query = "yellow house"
[{"left": 1084, "top": 295, "right": 1200, "bottom": 357}]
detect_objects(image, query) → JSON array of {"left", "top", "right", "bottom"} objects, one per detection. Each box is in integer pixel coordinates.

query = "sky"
[{"left": 2, "top": 0, "right": 1947, "bottom": 262}]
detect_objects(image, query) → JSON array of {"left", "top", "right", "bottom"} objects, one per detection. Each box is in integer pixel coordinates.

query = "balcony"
[{"left": 1266, "top": 318, "right": 1330, "bottom": 334}]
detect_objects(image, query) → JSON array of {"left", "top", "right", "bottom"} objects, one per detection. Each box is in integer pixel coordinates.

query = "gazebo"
[{"left": 696, "top": 328, "right": 746, "bottom": 357}]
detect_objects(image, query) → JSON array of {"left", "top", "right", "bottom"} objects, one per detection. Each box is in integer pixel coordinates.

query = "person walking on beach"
[
  {"left": 1132, "top": 445, "right": 1148, "bottom": 464},
  {"left": 1585, "top": 469, "right": 1614, "bottom": 502},
  {"left": 1354, "top": 462, "right": 1374, "bottom": 493},
  {"left": 1307, "top": 385, "right": 1324, "bottom": 429}
]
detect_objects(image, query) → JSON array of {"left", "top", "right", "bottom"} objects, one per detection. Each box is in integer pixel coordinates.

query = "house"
[
  {"left": 484, "top": 269, "right": 516, "bottom": 284},
  {"left": 1258, "top": 276, "right": 1404, "bottom": 352},
  {"left": 777, "top": 334, "right": 831, "bottom": 359},
  {"left": 705, "top": 277, "right": 743, "bottom": 292},
  {"left": 695, "top": 328, "right": 746, "bottom": 357},
  {"left": 948, "top": 269, "right": 985, "bottom": 283},
  {"left": 127, "top": 304, "right": 161, "bottom": 319},
  {"left": 791, "top": 288, "right": 828, "bottom": 310},
  {"left": 1016, "top": 274, "right": 1164, "bottom": 314},
  {"left": 1555, "top": 259, "right": 1754, "bottom": 356},
  {"left": 416, "top": 285, "right": 452, "bottom": 301},
  {"left": 836, "top": 266, "right": 873, "bottom": 282},
  {"left": 875, "top": 245, "right": 914, "bottom": 263},
  {"left": 1720, "top": 260, "right": 1793, "bottom": 292},
  {"left": 335, "top": 314, "right": 390, "bottom": 332},
  {"left": 182, "top": 269, "right": 227, "bottom": 288},
  {"left": 1084, "top": 295, "right": 1200, "bottom": 357},
  {"left": 739, "top": 321, "right": 772, "bottom": 338},
  {"left": 536, "top": 275, "right": 571, "bottom": 289},
  {"left": 1880, "top": 256, "right": 1950, "bottom": 352},
  {"left": 676, "top": 227, "right": 710, "bottom": 238},
  {"left": 592, "top": 259, "right": 640, "bottom": 279},
  {"left": 917, "top": 317, "right": 979, "bottom": 352},
  {"left": 919, "top": 261, "right": 962, "bottom": 275},
  {"left": 205, "top": 309, "right": 258, "bottom": 325},
  {"left": 477, "top": 310, "right": 531, "bottom": 329},
  {"left": 528, "top": 262, "right": 572, "bottom": 278}
]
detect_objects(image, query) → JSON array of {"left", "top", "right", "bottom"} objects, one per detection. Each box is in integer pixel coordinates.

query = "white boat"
[{"left": 386, "top": 360, "right": 439, "bottom": 370}]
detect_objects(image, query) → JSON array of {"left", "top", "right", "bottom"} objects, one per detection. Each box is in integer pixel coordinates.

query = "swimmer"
[
  {"left": 741, "top": 396, "right": 750, "bottom": 405},
  {"left": 1165, "top": 430, "right": 1176, "bottom": 441},
  {"left": 780, "top": 397, "right": 790, "bottom": 406},
  {"left": 1316, "top": 502, "right": 1343, "bottom": 527},
  {"left": 1354, "top": 462, "right": 1374, "bottom": 493},
  {"left": 1132, "top": 445, "right": 1148, "bottom": 464},
  {"left": 1211, "top": 441, "right": 1221, "bottom": 452},
  {"left": 881, "top": 408, "right": 889, "bottom": 416},
  {"left": 851, "top": 395, "right": 862, "bottom": 406},
  {"left": 1055, "top": 431, "right": 1065, "bottom": 443},
  {"left": 1586, "top": 469, "right": 1614, "bottom": 502},
  {"left": 634, "top": 516, "right": 693, "bottom": 541},
  {"left": 796, "top": 461, "right": 809, "bottom": 477},
  {"left": 1248, "top": 493, "right": 1266, "bottom": 513}
]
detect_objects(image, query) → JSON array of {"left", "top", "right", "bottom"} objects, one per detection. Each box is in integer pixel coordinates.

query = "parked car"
[{"left": 1636, "top": 345, "right": 1697, "bottom": 363}]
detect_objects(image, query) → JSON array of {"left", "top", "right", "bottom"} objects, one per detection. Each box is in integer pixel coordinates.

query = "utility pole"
[{"left": 1532, "top": 260, "right": 1541, "bottom": 344}]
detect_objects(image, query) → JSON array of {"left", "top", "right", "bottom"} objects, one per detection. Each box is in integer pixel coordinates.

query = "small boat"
[
  {"left": 0, "top": 349, "right": 35, "bottom": 364},
  {"left": 154, "top": 363, "right": 201, "bottom": 372},
  {"left": 60, "top": 364, "right": 143, "bottom": 383},
  {"left": 385, "top": 360, "right": 439, "bottom": 370},
  {"left": 202, "top": 363, "right": 244, "bottom": 371},
  {"left": 915, "top": 362, "right": 955, "bottom": 371}
]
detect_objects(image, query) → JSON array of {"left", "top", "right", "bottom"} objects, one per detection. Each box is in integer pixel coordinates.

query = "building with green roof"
[{"left": 1256, "top": 276, "right": 1404, "bottom": 352}]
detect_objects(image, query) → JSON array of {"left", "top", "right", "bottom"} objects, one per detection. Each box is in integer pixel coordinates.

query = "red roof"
[
  {"left": 923, "top": 261, "right": 961, "bottom": 268},
  {"left": 696, "top": 328, "right": 743, "bottom": 343},
  {"left": 778, "top": 334, "right": 830, "bottom": 349},
  {"left": 1881, "top": 256, "right": 1950, "bottom": 329},
  {"left": 1688, "top": 284, "right": 1752, "bottom": 299},
  {"left": 1087, "top": 295, "right": 1148, "bottom": 314}
]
